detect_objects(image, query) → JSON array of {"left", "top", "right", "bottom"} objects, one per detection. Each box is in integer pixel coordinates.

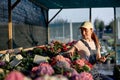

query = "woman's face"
[{"left": 80, "top": 28, "right": 93, "bottom": 39}]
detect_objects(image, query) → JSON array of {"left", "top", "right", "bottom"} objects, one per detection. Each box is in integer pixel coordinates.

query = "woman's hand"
[
  {"left": 69, "top": 52, "right": 74, "bottom": 57},
  {"left": 66, "top": 46, "right": 76, "bottom": 57},
  {"left": 97, "top": 56, "right": 106, "bottom": 63}
]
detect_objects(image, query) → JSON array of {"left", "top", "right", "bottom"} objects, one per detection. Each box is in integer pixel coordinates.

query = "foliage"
[{"left": 70, "top": 53, "right": 81, "bottom": 61}]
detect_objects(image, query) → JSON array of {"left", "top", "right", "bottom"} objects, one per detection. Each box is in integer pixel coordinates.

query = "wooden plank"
[
  {"left": 0, "top": 47, "right": 23, "bottom": 54},
  {"left": 0, "top": 45, "right": 45, "bottom": 54},
  {"left": 23, "top": 45, "right": 46, "bottom": 51},
  {"left": 23, "top": 47, "right": 35, "bottom": 51}
]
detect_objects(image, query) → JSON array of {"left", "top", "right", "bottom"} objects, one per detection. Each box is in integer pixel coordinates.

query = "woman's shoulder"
[
  {"left": 77, "top": 39, "right": 85, "bottom": 43},
  {"left": 74, "top": 39, "right": 84, "bottom": 45}
]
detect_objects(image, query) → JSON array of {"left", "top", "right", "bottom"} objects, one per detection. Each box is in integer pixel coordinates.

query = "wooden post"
[
  {"left": 8, "top": 0, "right": 13, "bottom": 49},
  {"left": 8, "top": 0, "right": 21, "bottom": 49}
]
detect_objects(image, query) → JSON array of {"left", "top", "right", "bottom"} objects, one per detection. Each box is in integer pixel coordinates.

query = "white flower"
[{"left": 16, "top": 54, "right": 23, "bottom": 60}]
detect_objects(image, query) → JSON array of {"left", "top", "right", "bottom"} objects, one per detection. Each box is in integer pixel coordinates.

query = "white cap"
[{"left": 80, "top": 21, "right": 93, "bottom": 29}]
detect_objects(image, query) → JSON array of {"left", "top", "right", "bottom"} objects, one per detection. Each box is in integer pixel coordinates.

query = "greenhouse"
[{"left": 0, "top": 0, "right": 120, "bottom": 80}]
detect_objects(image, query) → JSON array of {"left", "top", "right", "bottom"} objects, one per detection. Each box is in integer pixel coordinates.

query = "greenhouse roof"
[{"left": 29, "top": 0, "right": 120, "bottom": 9}]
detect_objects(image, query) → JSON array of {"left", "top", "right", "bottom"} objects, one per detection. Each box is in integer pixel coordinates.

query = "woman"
[
  {"left": 67, "top": 21, "right": 106, "bottom": 65},
  {"left": 67, "top": 21, "right": 114, "bottom": 80}
]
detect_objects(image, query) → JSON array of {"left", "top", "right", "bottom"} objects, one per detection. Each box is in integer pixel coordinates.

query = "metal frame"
[{"left": 48, "top": 8, "right": 63, "bottom": 24}]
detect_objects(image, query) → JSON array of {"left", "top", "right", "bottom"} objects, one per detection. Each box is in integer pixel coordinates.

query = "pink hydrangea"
[
  {"left": 73, "top": 59, "right": 85, "bottom": 68},
  {"left": 71, "top": 72, "right": 93, "bottom": 80},
  {"left": 79, "top": 72, "right": 93, "bottom": 80},
  {"left": 32, "top": 62, "right": 54, "bottom": 76},
  {"left": 63, "top": 68, "right": 78, "bottom": 77},
  {"left": 65, "top": 57, "right": 72, "bottom": 65},
  {"left": 5, "top": 71, "right": 24, "bottom": 80},
  {"left": 84, "top": 60, "right": 93, "bottom": 69},
  {"left": 32, "top": 67, "right": 38, "bottom": 72},
  {"left": 51, "top": 55, "right": 71, "bottom": 67}
]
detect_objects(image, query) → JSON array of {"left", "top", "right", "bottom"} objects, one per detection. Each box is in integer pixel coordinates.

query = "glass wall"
[
  {"left": 116, "top": 7, "right": 120, "bottom": 65},
  {"left": 92, "top": 8, "right": 115, "bottom": 59},
  {"left": 49, "top": 8, "right": 115, "bottom": 64},
  {"left": 48, "top": 9, "right": 90, "bottom": 43}
]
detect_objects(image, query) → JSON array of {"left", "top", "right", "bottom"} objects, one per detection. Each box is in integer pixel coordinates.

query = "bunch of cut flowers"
[
  {"left": 31, "top": 62, "right": 54, "bottom": 78},
  {"left": 72, "top": 58, "right": 93, "bottom": 73},
  {"left": 36, "top": 40, "right": 71, "bottom": 58}
]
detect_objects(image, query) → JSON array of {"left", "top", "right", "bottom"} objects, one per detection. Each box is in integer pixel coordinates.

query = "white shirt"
[{"left": 74, "top": 40, "right": 96, "bottom": 57}]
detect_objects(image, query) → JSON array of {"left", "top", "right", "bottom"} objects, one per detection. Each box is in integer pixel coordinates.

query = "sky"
[{"left": 49, "top": 8, "right": 114, "bottom": 25}]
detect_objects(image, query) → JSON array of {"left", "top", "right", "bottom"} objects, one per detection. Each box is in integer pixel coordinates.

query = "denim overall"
[
  {"left": 80, "top": 39, "right": 114, "bottom": 80},
  {"left": 80, "top": 39, "right": 97, "bottom": 65}
]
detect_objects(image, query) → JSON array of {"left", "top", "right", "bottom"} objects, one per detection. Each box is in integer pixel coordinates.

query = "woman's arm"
[
  {"left": 96, "top": 46, "right": 106, "bottom": 63},
  {"left": 96, "top": 47, "right": 101, "bottom": 60},
  {"left": 67, "top": 46, "right": 76, "bottom": 57}
]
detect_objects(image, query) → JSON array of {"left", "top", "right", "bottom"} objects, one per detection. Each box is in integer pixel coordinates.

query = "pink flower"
[
  {"left": 51, "top": 55, "right": 71, "bottom": 67},
  {"left": 63, "top": 68, "right": 78, "bottom": 77},
  {"left": 32, "top": 62, "right": 54, "bottom": 76},
  {"left": 65, "top": 57, "right": 72, "bottom": 65},
  {"left": 73, "top": 59, "right": 85, "bottom": 68},
  {"left": 32, "top": 67, "right": 38, "bottom": 72},
  {"left": 71, "top": 72, "right": 93, "bottom": 80},
  {"left": 79, "top": 72, "right": 93, "bottom": 80},
  {"left": 71, "top": 69, "right": 79, "bottom": 77},
  {"left": 62, "top": 43, "right": 68, "bottom": 51},
  {"left": 5, "top": 71, "right": 24, "bottom": 80},
  {"left": 35, "top": 77, "right": 44, "bottom": 80},
  {"left": 84, "top": 60, "right": 93, "bottom": 69},
  {"left": 54, "top": 61, "right": 70, "bottom": 69}
]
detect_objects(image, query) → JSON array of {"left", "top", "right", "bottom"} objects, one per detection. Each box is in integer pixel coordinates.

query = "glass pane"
[
  {"left": 92, "top": 8, "right": 115, "bottom": 62},
  {"left": 116, "top": 7, "right": 120, "bottom": 65},
  {"left": 48, "top": 8, "right": 89, "bottom": 43}
]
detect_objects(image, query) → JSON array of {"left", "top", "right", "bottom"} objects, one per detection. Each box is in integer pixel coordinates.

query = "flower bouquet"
[
  {"left": 0, "top": 40, "right": 95, "bottom": 80},
  {"left": 72, "top": 58, "right": 93, "bottom": 73},
  {"left": 71, "top": 72, "right": 93, "bottom": 80},
  {"left": 31, "top": 62, "right": 54, "bottom": 77}
]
